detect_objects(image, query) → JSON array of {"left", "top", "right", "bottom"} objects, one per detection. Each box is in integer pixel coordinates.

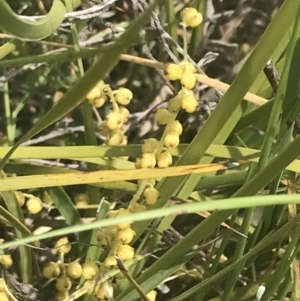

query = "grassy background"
[{"left": 1, "top": 0, "right": 300, "bottom": 300}]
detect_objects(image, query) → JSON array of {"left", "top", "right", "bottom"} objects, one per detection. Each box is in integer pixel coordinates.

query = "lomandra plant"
[{"left": 1, "top": 1, "right": 300, "bottom": 301}]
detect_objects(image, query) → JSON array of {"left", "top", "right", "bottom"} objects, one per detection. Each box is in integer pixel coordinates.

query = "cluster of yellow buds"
[
  {"left": 86, "top": 80, "right": 133, "bottom": 148},
  {"left": 42, "top": 236, "right": 112, "bottom": 300},
  {"left": 15, "top": 191, "right": 44, "bottom": 214},
  {"left": 42, "top": 237, "right": 76, "bottom": 300},
  {"left": 95, "top": 208, "right": 136, "bottom": 268}
]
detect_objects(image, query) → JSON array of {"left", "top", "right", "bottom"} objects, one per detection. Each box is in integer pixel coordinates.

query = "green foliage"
[{"left": 1, "top": 0, "right": 300, "bottom": 301}]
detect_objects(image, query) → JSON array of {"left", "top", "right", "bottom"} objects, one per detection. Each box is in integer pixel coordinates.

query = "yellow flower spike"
[
  {"left": 181, "top": 7, "right": 203, "bottom": 28},
  {"left": 0, "top": 254, "right": 13, "bottom": 268},
  {"left": 181, "top": 95, "right": 198, "bottom": 113},
  {"left": 164, "top": 132, "right": 180, "bottom": 148},
  {"left": 26, "top": 197, "right": 43, "bottom": 214},
  {"left": 43, "top": 261, "right": 60, "bottom": 279},
  {"left": 55, "top": 275, "right": 72, "bottom": 292},
  {"left": 116, "top": 245, "right": 135, "bottom": 261},
  {"left": 156, "top": 151, "right": 173, "bottom": 168},
  {"left": 82, "top": 262, "right": 99, "bottom": 280},
  {"left": 119, "top": 106, "right": 130, "bottom": 123},
  {"left": 104, "top": 255, "right": 117, "bottom": 268},
  {"left": 140, "top": 153, "right": 157, "bottom": 169},
  {"left": 67, "top": 261, "right": 83, "bottom": 279},
  {"left": 15, "top": 191, "right": 25, "bottom": 206},
  {"left": 168, "top": 96, "right": 183, "bottom": 113},
  {"left": 117, "top": 227, "right": 136, "bottom": 244},
  {"left": 55, "top": 237, "right": 72, "bottom": 254},
  {"left": 181, "top": 70, "right": 197, "bottom": 90},
  {"left": 169, "top": 120, "right": 183, "bottom": 135},
  {"left": 142, "top": 138, "right": 159, "bottom": 154},
  {"left": 115, "top": 87, "right": 133, "bottom": 106},
  {"left": 147, "top": 290, "right": 158, "bottom": 301},
  {"left": 166, "top": 63, "right": 183, "bottom": 81},
  {"left": 106, "top": 111, "right": 123, "bottom": 130},
  {"left": 143, "top": 187, "right": 160, "bottom": 205},
  {"left": 154, "top": 108, "right": 172, "bottom": 125},
  {"left": 74, "top": 193, "right": 89, "bottom": 207}
]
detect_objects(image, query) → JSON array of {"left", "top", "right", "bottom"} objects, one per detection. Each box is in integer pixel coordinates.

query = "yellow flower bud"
[
  {"left": 119, "top": 106, "right": 130, "bottom": 123},
  {"left": 43, "top": 261, "right": 60, "bottom": 279},
  {"left": 55, "top": 237, "right": 71, "bottom": 254},
  {"left": 26, "top": 197, "right": 43, "bottom": 214},
  {"left": 140, "top": 153, "right": 157, "bottom": 169},
  {"left": 166, "top": 63, "right": 183, "bottom": 81},
  {"left": 142, "top": 138, "right": 159, "bottom": 154},
  {"left": 181, "top": 70, "right": 197, "bottom": 90},
  {"left": 154, "top": 108, "right": 172, "bottom": 125},
  {"left": 90, "top": 96, "right": 106, "bottom": 108},
  {"left": 143, "top": 187, "right": 160, "bottom": 205},
  {"left": 104, "top": 256, "right": 117, "bottom": 268},
  {"left": 108, "top": 130, "right": 124, "bottom": 146},
  {"left": 106, "top": 111, "right": 122, "bottom": 130},
  {"left": 82, "top": 262, "right": 99, "bottom": 279},
  {"left": 116, "top": 245, "right": 135, "bottom": 261},
  {"left": 169, "top": 120, "right": 183, "bottom": 135},
  {"left": 181, "top": 7, "right": 203, "bottom": 27},
  {"left": 67, "top": 261, "right": 82, "bottom": 279},
  {"left": 129, "top": 203, "right": 147, "bottom": 213},
  {"left": 181, "top": 61, "right": 197, "bottom": 73},
  {"left": 164, "top": 132, "right": 180, "bottom": 148},
  {"left": 55, "top": 276, "right": 72, "bottom": 292},
  {"left": 86, "top": 86, "right": 101, "bottom": 101},
  {"left": 95, "top": 282, "right": 113, "bottom": 300},
  {"left": 117, "top": 227, "right": 136, "bottom": 244},
  {"left": 55, "top": 291, "right": 69, "bottom": 301},
  {"left": 156, "top": 151, "right": 172, "bottom": 168},
  {"left": 115, "top": 88, "right": 133, "bottom": 105},
  {"left": 0, "top": 254, "right": 13, "bottom": 268},
  {"left": 99, "top": 121, "right": 111, "bottom": 136},
  {"left": 181, "top": 95, "right": 198, "bottom": 113}
]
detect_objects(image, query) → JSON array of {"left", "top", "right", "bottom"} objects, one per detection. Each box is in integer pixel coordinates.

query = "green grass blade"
[{"left": 0, "top": 0, "right": 66, "bottom": 41}]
